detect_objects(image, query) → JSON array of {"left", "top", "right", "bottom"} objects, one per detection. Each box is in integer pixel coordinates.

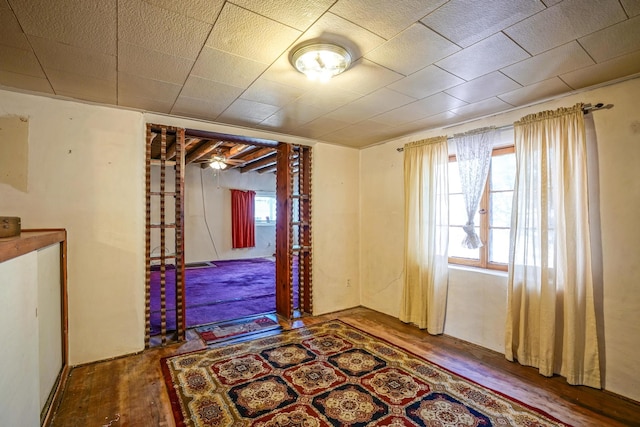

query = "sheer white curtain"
[
  {"left": 505, "top": 103, "right": 601, "bottom": 388},
  {"left": 453, "top": 127, "right": 496, "bottom": 249},
  {"left": 400, "top": 136, "right": 449, "bottom": 333}
]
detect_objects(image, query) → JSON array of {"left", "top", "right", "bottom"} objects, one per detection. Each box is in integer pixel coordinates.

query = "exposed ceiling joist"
[
  {"left": 185, "top": 140, "right": 223, "bottom": 164},
  {"left": 240, "top": 153, "right": 277, "bottom": 173}
]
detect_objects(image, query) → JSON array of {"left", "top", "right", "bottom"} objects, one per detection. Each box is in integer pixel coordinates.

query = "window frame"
[{"left": 448, "top": 145, "right": 514, "bottom": 271}]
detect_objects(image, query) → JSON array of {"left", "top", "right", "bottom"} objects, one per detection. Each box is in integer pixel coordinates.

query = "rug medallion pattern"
[{"left": 162, "top": 321, "right": 570, "bottom": 426}]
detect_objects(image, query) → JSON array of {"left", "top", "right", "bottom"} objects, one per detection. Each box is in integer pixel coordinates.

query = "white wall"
[
  {"left": 0, "top": 89, "right": 362, "bottom": 365},
  {"left": 185, "top": 165, "right": 276, "bottom": 262},
  {"left": 0, "top": 90, "right": 145, "bottom": 365},
  {"left": 360, "top": 77, "right": 640, "bottom": 401},
  {"left": 312, "top": 143, "right": 361, "bottom": 314}
]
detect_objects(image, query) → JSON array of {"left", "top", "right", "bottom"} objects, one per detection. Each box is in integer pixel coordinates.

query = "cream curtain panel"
[
  {"left": 453, "top": 127, "right": 496, "bottom": 249},
  {"left": 505, "top": 103, "right": 601, "bottom": 388},
  {"left": 401, "top": 136, "right": 449, "bottom": 333}
]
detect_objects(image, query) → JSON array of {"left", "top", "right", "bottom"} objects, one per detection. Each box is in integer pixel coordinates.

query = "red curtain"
[{"left": 231, "top": 189, "right": 256, "bottom": 248}]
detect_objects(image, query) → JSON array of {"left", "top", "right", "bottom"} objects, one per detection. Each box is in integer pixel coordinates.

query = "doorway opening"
[{"left": 145, "top": 124, "right": 312, "bottom": 347}]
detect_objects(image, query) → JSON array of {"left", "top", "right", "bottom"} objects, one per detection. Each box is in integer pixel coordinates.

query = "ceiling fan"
[{"left": 207, "top": 150, "right": 245, "bottom": 170}]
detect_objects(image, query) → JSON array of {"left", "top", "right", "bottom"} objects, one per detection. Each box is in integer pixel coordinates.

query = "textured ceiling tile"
[
  {"left": 504, "top": 0, "right": 626, "bottom": 55},
  {"left": 181, "top": 76, "right": 243, "bottom": 104},
  {"left": 541, "top": 0, "right": 563, "bottom": 6},
  {"left": 421, "top": 0, "right": 544, "bottom": 48},
  {"left": 498, "top": 77, "right": 571, "bottom": 106},
  {"left": 230, "top": 0, "right": 334, "bottom": 31},
  {"left": 365, "top": 24, "right": 461, "bottom": 76},
  {"left": 260, "top": 103, "right": 326, "bottom": 129},
  {"left": 325, "top": 88, "right": 416, "bottom": 123},
  {"left": 322, "top": 120, "right": 399, "bottom": 147},
  {"left": 293, "top": 87, "right": 362, "bottom": 112},
  {"left": 0, "top": 44, "right": 45, "bottom": 77},
  {"left": 436, "top": 33, "right": 530, "bottom": 81},
  {"left": 192, "top": 47, "right": 267, "bottom": 89},
  {"left": 387, "top": 65, "right": 465, "bottom": 99},
  {"left": 329, "top": 0, "right": 446, "bottom": 39},
  {"left": 295, "top": 116, "right": 351, "bottom": 139},
  {"left": 30, "top": 36, "right": 116, "bottom": 82},
  {"left": 579, "top": 16, "right": 640, "bottom": 63},
  {"left": 119, "top": 0, "right": 211, "bottom": 60},
  {"left": 445, "top": 72, "right": 521, "bottom": 104},
  {"left": 171, "top": 96, "right": 221, "bottom": 121},
  {"left": 297, "top": 12, "right": 385, "bottom": 59},
  {"left": 397, "top": 111, "right": 460, "bottom": 133},
  {"left": 330, "top": 59, "right": 404, "bottom": 95},
  {"left": 217, "top": 99, "right": 281, "bottom": 125},
  {"left": 118, "top": 73, "right": 182, "bottom": 103},
  {"left": 371, "top": 92, "right": 468, "bottom": 126},
  {"left": 9, "top": 0, "right": 116, "bottom": 54},
  {"left": 143, "top": 0, "right": 225, "bottom": 24},
  {"left": 621, "top": 0, "right": 640, "bottom": 17},
  {"left": 0, "top": 70, "right": 53, "bottom": 93},
  {"left": 450, "top": 97, "right": 512, "bottom": 119},
  {"left": 0, "top": 4, "right": 31, "bottom": 50},
  {"left": 118, "top": 42, "right": 193, "bottom": 85},
  {"left": 47, "top": 69, "right": 117, "bottom": 104},
  {"left": 501, "top": 41, "right": 594, "bottom": 86},
  {"left": 206, "top": 3, "right": 301, "bottom": 64},
  {"left": 560, "top": 50, "right": 640, "bottom": 89},
  {"left": 241, "top": 78, "right": 306, "bottom": 107},
  {"left": 117, "top": 93, "right": 174, "bottom": 113}
]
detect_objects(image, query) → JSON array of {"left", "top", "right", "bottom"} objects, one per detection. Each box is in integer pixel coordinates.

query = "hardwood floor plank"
[{"left": 49, "top": 307, "right": 640, "bottom": 427}]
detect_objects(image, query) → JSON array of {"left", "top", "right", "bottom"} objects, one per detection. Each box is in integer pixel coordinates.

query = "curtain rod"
[{"left": 396, "top": 103, "right": 613, "bottom": 152}]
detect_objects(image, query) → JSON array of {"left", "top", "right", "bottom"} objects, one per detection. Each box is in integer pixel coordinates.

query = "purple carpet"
[{"left": 150, "top": 257, "right": 296, "bottom": 335}]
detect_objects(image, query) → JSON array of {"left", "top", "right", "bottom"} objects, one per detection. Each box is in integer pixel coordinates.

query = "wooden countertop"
[{"left": 0, "top": 229, "right": 66, "bottom": 263}]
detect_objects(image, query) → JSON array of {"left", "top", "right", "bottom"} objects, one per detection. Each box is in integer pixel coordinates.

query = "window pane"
[
  {"left": 490, "top": 191, "right": 513, "bottom": 227},
  {"left": 448, "top": 161, "right": 461, "bottom": 193},
  {"left": 489, "top": 228, "right": 510, "bottom": 264},
  {"left": 491, "top": 152, "right": 516, "bottom": 191},
  {"left": 449, "top": 194, "right": 479, "bottom": 226},
  {"left": 449, "top": 226, "right": 480, "bottom": 260},
  {"left": 255, "top": 196, "right": 276, "bottom": 222}
]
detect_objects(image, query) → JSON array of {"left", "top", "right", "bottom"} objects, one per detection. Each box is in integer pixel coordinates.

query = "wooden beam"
[
  {"left": 234, "top": 147, "right": 275, "bottom": 164},
  {"left": 258, "top": 165, "right": 277, "bottom": 174},
  {"left": 185, "top": 129, "right": 279, "bottom": 148},
  {"left": 240, "top": 153, "right": 277, "bottom": 173},
  {"left": 185, "top": 140, "right": 222, "bottom": 164},
  {"left": 167, "top": 137, "right": 200, "bottom": 160},
  {"left": 228, "top": 144, "right": 252, "bottom": 158},
  {"left": 275, "top": 143, "right": 293, "bottom": 319}
]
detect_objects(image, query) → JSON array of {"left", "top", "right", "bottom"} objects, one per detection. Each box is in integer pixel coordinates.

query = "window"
[
  {"left": 448, "top": 146, "right": 515, "bottom": 270},
  {"left": 254, "top": 194, "right": 276, "bottom": 225}
]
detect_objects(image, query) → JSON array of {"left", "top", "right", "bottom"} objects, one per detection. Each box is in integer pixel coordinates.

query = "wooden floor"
[{"left": 49, "top": 307, "right": 640, "bottom": 427}]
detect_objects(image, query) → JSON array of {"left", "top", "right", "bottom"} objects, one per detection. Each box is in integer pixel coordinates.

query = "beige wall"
[
  {"left": 359, "top": 77, "right": 640, "bottom": 401},
  {"left": 185, "top": 165, "right": 276, "bottom": 263},
  {"left": 0, "top": 90, "right": 361, "bottom": 365},
  {"left": 0, "top": 90, "right": 146, "bottom": 364},
  {"left": 312, "top": 143, "right": 361, "bottom": 314}
]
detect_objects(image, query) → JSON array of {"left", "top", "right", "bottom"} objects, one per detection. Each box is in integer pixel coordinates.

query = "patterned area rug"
[
  {"left": 194, "top": 315, "right": 281, "bottom": 346},
  {"left": 162, "top": 321, "right": 571, "bottom": 427}
]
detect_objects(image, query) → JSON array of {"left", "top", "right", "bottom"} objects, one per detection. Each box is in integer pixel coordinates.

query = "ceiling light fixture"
[
  {"left": 209, "top": 158, "right": 227, "bottom": 170},
  {"left": 291, "top": 43, "right": 352, "bottom": 82}
]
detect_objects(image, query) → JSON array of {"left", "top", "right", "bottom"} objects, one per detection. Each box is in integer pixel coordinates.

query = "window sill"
[{"left": 448, "top": 264, "right": 508, "bottom": 278}]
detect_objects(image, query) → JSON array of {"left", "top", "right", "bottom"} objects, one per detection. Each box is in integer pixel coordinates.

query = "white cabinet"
[{"left": 0, "top": 230, "right": 67, "bottom": 427}]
